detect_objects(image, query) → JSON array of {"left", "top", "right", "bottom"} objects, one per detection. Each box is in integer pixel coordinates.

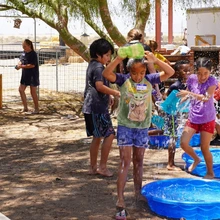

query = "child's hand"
[
  {"left": 180, "top": 96, "right": 188, "bottom": 103},
  {"left": 109, "top": 95, "right": 115, "bottom": 107},
  {"left": 114, "top": 90, "right": 120, "bottom": 98},
  {"left": 15, "top": 64, "right": 22, "bottom": 70},
  {"left": 176, "top": 90, "right": 189, "bottom": 98},
  {"left": 144, "top": 51, "right": 157, "bottom": 64}
]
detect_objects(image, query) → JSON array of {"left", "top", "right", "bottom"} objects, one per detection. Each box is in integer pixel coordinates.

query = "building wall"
[{"left": 187, "top": 8, "right": 220, "bottom": 47}]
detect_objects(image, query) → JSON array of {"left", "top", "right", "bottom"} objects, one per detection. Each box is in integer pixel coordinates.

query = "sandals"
[{"left": 116, "top": 206, "right": 128, "bottom": 220}]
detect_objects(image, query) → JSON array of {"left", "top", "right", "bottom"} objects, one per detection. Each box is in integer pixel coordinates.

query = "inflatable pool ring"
[
  {"left": 182, "top": 148, "right": 220, "bottom": 178},
  {"left": 141, "top": 178, "right": 220, "bottom": 219}
]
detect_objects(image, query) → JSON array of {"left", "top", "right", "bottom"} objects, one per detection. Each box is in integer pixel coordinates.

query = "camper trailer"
[{"left": 187, "top": 7, "right": 220, "bottom": 47}]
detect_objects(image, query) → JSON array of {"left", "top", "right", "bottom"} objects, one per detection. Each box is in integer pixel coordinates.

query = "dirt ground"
[{"left": 0, "top": 91, "right": 200, "bottom": 220}]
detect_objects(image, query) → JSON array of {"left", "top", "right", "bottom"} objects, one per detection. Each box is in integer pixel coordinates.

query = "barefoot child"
[
  {"left": 177, "top": 57, "right": 218, "bottom": 179},
  {"left": 163, "top": 60, "right": 191, "bottom": 170},
  {"left": 103, "top": 46, "right": 174, "bottom": 219},
  {"left": 82, "top": 38, "right": 120, "bottom": 177}
]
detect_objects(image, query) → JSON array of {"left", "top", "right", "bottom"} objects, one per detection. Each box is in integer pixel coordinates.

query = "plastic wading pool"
[
  {"left": 141, "top": 178, "right": 220, "bottom": 220},
  {"left": 182, "top": 148, "right": 220, "bottom": 178}
]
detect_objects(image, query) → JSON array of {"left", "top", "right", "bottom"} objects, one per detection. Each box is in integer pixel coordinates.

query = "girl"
[
  {"left": 148, "top": 40, "right": 171, "bottom": 71},
  {"left": 16, "top": 39, "right": 40, "bottom": 114},
  {"left": 102, "top": 47, "right": 174, "bottom": 219},
  {"left": 177, "top": 57, "right": 218, "bottom": 179}
]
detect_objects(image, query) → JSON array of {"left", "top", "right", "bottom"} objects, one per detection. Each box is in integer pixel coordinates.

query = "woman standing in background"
[{"left": 15, "top": 39, "right": 40, "bottom": 114}]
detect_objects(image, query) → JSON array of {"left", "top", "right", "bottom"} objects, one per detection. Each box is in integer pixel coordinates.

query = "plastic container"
[
  {"left": 182, "top": 148, "right": 220, "bottom": 178},
  {"left": 141, "top": 178, "right": 220, "bottom": 220},
  {"left": 149, "top": 135, "right": 170, "bottom": 148},
  {"left": 160, "top": 90, "right": 189, "bottom": 115},
  {"left": 149, "top": 133, "right": 200, "bottom": 149}
]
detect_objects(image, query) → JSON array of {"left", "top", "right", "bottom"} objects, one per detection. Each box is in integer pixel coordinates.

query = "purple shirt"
[{"left": 187, "top": 74, "right": 218, "bottom": 124}]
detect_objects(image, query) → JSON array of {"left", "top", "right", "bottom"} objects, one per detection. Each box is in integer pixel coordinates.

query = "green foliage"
[{"left": 0, "top": 0, "right": 219, "bottom": 61}]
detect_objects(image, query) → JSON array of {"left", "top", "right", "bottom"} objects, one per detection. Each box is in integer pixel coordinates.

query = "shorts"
[
  {"left": 163, "top": 112, "right": 188, "bottom": 137},
  {"left": 20, "top": 72, "right": 40, "bottom": 87},
  {"left": 84, "top": 113, "right": 115, "bottom": 138},
  {"left": 117, "top": 125, "right": 149, "bottom": 148},
  {"left": 185, "top": 119, "right": 215, "bottom": 134},
  {"left": 163, "top": 114, "right": 178, "bottom": 137}
]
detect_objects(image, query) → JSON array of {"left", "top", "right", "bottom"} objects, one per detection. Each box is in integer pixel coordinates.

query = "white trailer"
[{"left": 187, "top": 7, "right": 220, "bottom": 47}]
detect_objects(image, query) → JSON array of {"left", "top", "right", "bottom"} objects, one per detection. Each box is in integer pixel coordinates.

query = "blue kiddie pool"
[
  {"left": 149, "top": 133, "right": 200, "bottom": 149},
  {"left": 182, "top": 148, "right": 220, "bottom": 178},
  {"left": 141, "top": 178, "right": 220, "bottom": 220},
  {"left": 148, "top": 135, "right": 170, "bottom": 148}
]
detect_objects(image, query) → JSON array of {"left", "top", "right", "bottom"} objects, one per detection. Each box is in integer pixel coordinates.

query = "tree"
[{"left": 0, "top": 0, "right": 218, "bottom": 61}]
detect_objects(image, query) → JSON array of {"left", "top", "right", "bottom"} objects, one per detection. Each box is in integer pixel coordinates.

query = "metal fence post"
[
  {"left": 0, "top": 74, "right": 2, "bottom": 109},
  {"left": 56, "top": 48, "right": 58, "bottom": 92}
]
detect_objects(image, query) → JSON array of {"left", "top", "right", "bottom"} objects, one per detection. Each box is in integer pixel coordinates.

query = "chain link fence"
[{"left": 0, "top": 43, "right": 88, "bottom": 103}]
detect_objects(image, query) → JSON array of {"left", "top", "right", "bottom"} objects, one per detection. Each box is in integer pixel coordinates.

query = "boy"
[
  {"left": 163, "top": 60, "right": 191, "bottom": 170},
  {"left": 82, "top": 38, "right": 120, "bottom": 177}
]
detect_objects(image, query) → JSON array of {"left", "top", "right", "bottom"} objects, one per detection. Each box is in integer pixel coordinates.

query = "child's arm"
[
  {"left": 102, "top": 56, "right": 123, "bottom": 83},
  {"left": 144, "top": 51, "right": 175, "bottom": 81},
  {"left": 177, "top": 85, "right": 217, "bottom": 102},
  {"left": 95, "top": 81, "right": 120, "bottom": 97}
]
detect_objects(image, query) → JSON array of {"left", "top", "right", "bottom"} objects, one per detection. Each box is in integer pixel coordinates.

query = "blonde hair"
[{"left": 127, "top": 28, "right": 144, "bottom": 43}]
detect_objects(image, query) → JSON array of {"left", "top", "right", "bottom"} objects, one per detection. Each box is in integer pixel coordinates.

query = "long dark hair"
[
  {"left": 195, "top": 57, "right": 212, "bottom": 71},
  {"left": 24, "top": 39, "right": 34, "bottom": 51}
]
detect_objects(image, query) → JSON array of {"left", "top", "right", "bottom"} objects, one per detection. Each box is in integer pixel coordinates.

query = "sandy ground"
[{"left": 0, "top": 92, "right": 216, "bottom": 220}]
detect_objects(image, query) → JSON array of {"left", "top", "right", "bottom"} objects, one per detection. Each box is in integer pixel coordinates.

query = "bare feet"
[
  {"left": 188, "top": 158, "right": 201, "bottom": 172},
  {"left": 167, "top": 165, "right": 182, "bottom": 171},
  {"left": 20, "top": 108, "right": 28, "bottom": 113},
  {"left": 97, "top": 168, "right": 113, "bottom": 177},
  {"left": 116, "top": 200, "right": 126, "bottom": 209},
  {"left": 135, "top": 194, "right": 146, "bottom": 202},
  {"left": 32, "top": 109, "right": 39, "bottom": 114},
  {"left": 88, "top": 166, "right": 97, "bottom": 175},
  {"left": 203, "top": 173, "right": 215, "bottom": 179}
]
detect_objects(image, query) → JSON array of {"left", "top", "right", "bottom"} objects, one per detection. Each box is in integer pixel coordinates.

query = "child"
[
  {"left": 102, "top": 48, "right": 174, "bottom": 219},
  {"left": 177, "top": 57, "right": 218, "bottom": 179},
  {"left": 148, "top": 40, "right": 171, "bottom": 71},
  {"left": 122, "top": 28, "right": 152, "bottom": 74},
  {"left": 16, "top": 39, "right": 40, "bottom": 114},
  {"left": 82, "top": 38, "right": 120, "bottom": 177},
  {"left": 147, "top": 40, "right": 168, "bottom": 102},
  {"left": 163, "top": 60, "right": 191, "bottom": 170}
]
